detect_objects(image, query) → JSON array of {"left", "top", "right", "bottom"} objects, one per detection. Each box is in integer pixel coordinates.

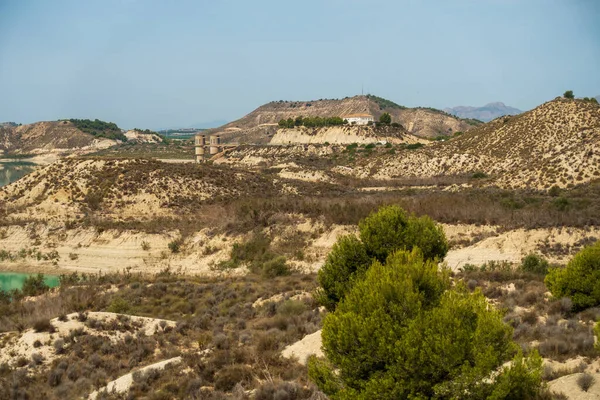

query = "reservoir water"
[
  {"left": 0, "top": 161, "right": 36, "bottom": 187},
  {"left": 0, "top": 272, "right": 60, "bottom": 293}
]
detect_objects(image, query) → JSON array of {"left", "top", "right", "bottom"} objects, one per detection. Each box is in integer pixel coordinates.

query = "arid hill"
[
  {"left": 0, "top": 121, "right": 114, "bottom": 155},
  {"left": 0, "top": 121, "right": 161, "bottom": 156},
  {"left": 209, "top": 95, "right": 479, "bottom": 143},
  {"left": 356, "top": 97, "right": 600, "bottom": 189},
  {"left": 0, "top": 158, "right": 282, "bottom": 222}
]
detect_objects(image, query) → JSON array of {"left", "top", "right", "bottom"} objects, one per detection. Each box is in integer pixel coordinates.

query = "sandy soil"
[
  {"left": 269, "top": 126, "right": 423, "bottom": 145},
  {"left": 88, "top": 356, "right": 182, "bottom": 400},
  {"left": 281, "top": 330, "right": 323, "bottom": 365},
  {"left": 0, "top": 312, "right": 176, "bottom": 367},
  {"left": 1, "top": 222, "right": 596, "bottom": 276},
  {"left": 445, "top": 226, "right": 600, "bottom": 271},
  {"left": 548, "top": 372, "right": 600, "bottom": 399}
]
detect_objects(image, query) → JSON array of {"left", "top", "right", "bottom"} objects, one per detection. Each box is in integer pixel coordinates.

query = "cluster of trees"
[
  {"left": 563, "top": 91, "right": 598, "bottom": 104},
  {"left": 310, "top": 205, "right": 545, "bottom": 399},
  {"left": 366, "top": 94, "right": 406, "bottom": 110},
  {"left": 68, "top": 118, "right": 127, "bottom": 141},
  {"left": 278, "top": 116, "right": 347, "bottom": 128}
]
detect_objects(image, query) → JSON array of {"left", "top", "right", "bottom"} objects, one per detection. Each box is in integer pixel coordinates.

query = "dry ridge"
[
  {"left": 0, "top": 121, "right": 161, "bottom": 156},
  {"left": 209, "top": 95, "right": 478, "bottom": 143},
  {"left": 0, "top": 158, "right": 280, "bottom": 221},
  {"left": 353, "top": 98, "right": 600, "bottom": 189}
]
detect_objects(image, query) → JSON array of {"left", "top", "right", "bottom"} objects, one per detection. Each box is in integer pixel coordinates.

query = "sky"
[{"left": 0, "top": 0, "right": 599, "bottom": 130}]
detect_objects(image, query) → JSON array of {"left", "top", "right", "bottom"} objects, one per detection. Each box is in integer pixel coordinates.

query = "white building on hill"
[{"left": 343, "top": 113, "right": 374, "bottom": 126}]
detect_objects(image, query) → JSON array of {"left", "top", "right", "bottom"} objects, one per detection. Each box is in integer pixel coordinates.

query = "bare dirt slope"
[
  {"left": 209, "top": 95, "right": 477, "bottom": 143},
  {"left": 270, "top": 125, "right": 424, "bottom": 145},
  {"left": 357, "top": 98, "right": 600, "bottom": 189}
]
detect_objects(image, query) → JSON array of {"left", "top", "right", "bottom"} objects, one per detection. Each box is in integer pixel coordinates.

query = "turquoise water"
[
  {"left": 0, "top": 272, "right": 60, "bottom": 293},
  {"left": 0, "top": 161, "right": 36, "bottom": 187}
]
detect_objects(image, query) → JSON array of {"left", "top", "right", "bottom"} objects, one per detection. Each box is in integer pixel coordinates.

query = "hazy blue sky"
[{"left": 1, "top": 0, "right": 599, "bottom": 129}]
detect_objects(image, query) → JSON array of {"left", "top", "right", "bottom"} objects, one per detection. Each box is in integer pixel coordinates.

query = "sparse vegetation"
[
  {"left": 0, "top": 269, "right": 323, "bottom": 399},
  {"left": 577, "top": 372, "right": 595, "bottom": 392}
]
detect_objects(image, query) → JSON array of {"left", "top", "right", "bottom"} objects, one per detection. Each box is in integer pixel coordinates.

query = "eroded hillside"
[
  {"left": 355, "top": 98, "right": 600, "bottom": 189},
  {"left": 0, "top": 158, "right": 281, "bottom": 221},
  {"left": 0, "top": 121, "right": 115, "bottom": 155},
  {"left": 0, "top": 122, "right": 162, "bottom": 156},
  {"left": 269, "top": 124, "right": 424, "bottom": 145},
  {"left": 210, "top": 95, "right": 477, "bottom": 142}
]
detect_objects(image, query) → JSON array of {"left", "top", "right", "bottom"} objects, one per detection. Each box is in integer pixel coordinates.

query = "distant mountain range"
[
  {"left": 596, "top": 95, "right": 600, "bottom": 103},
  {"left": 444, "top": 102, "right": 522, "bottom": 122}
]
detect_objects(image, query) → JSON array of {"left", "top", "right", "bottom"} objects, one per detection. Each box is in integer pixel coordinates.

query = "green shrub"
[
  {"left": 260, "top": 256, "right": 290, "bottom": 278},
  {"left": 311, "top": 248, "right": 541, "bottom": 399},
  {"left": 520, "top": 254, "right": 550, "bottom": 275},
  {"left": 545, "top": 241, "right": 600, "bottom": 311},
  {"left": 379, "top": 112, "right": 392, "bottom": 124},
  {"left": 107, "top": 297, "right": 131, "bottom": 314},
  {"left": 472, "top": 171, "right": 488, "bottom": 179},
  {"left": 231, "top": 231, "right": 271, "bottom": 265},
  {"left": 552, "top": 197, "right": 570, "bottom": 211},
  {"left": 405, "top": 143, "right": 424, "bottom": 150},
  {"left": 21, "top": 274, "right": 49, "bottom": 297},
  {"left": 359, "top": 205, "right": 448, "bottom": 262},
  {"left": 168, "top": 239, "right": 182, "bottom": 253},
  {"left": 548, "top": 185, "right": 561, "bottom": 197},
  {"left": 317, "top": 206, "right": 448, "bottom": 310},
  {"left": 316, "top": 235, "right": 370, "bottom": 311}
]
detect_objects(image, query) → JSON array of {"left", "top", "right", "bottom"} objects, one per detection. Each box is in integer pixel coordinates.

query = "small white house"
[{"left": 343, "top": 113, "right": 374, "bottom": 126}]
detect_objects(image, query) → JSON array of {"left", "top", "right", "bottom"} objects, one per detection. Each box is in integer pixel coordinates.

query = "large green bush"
[
  {"left": 310, "top": 249, "right": 543, "bottom": 399},
  {"left": 316, "top": 235, "right": 371, "bottom": 311},
  {"left": 545, "top": 241, "right": 600, "bottom": 311},
  {"left": 317, "top": 205, "right": 448, "bottom": 310},
  {"left": 520, "top": 253, "right": 550, "bottom": 275},
  {"left": 359, "top": 205, "right": 448, "bottom": 262}
]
